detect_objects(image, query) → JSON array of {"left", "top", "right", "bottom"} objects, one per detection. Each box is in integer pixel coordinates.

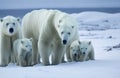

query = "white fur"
[
  {"left": 22, "top": 9, "right": 79, "bottom": 65},
  {"left": 70, "top": 40, "right": 80, "bottom": 62},
  {"left": 13, "top": 38, "right": 32, "bottom": 66},
  {"left": 70, "top": 40, "right": 95, "bottom": 62},
  {"left": 0, "top": 16, "right": 21, "bottom": 66},
  {"left": 79, "top": 41, "right": 95, "bottom": 61}
]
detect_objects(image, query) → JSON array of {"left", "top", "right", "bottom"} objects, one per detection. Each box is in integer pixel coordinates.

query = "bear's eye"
[
  {"left": 68, "top": 32, "right": 71, "bottom": 35},
  {"left": 6, "top": 23, "right": 9, "bottom": 26},
  {"left": 26, "top": 45, "right": 28, "bottom": 47},
  {"left": 61, "top": 31, "right": 64, "bottom": 35},
  {"left": 72, "top": 26, "right": 74, "bottom": 28},
  {"left": 12, "top": 23, "right": 15, "bottom": 25},
  {"left": 81, "top": 48, "right": 83, "bottom": 50},
  {"left": 85, "top": 48, "right": 87, "bottom": 50}
]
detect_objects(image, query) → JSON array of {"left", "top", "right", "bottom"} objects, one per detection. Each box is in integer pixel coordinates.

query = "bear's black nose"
[
  {"left": 9, "top": 28, "right": 14, "bottom": 33},
  {"left": 83, "top": 52, "right": 85, "bottom": 54},
  {"left": 63, "top": 40, "right": 67, "bottom": 45},
  {"left": 74, "top": 53, "right": 77, "bottom": 57}
]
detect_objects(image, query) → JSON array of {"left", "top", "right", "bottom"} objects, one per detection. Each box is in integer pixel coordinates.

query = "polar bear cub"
[
  {"left": 13, "top": 38, "right": 33, "bottom": 66},
  {"left": 79, "top": 41, "right": 95, "bottom": 61},
  {"left": 70, "top": 40, "right": 95, "bottom": 62},
  {"left": 70, "top": 40, "right": 80, "bottom": 62}
]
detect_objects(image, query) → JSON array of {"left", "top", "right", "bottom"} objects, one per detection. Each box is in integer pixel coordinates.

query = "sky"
[{"left": 0, "top": 0, "right": 120, "bottom": 9}]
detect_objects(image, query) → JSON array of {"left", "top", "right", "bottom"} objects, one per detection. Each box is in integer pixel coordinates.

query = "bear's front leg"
[
  {"left": 89, "top": 50, "right": 95, "bottom": 60},
  {"left": 52, "top": 44, "right": 65, "bottom": 65},
  {"left": 11, "top": 52, "right": 16, "bottom": 63},
  {"left": 66, "top": 46, "right": 72, "bottom": 62},
  {"left": 83, "top": 53, "right": 88, "bottom": 61},
  {"left": 0, "top": 52, "right": 10, "bottom": 67},
  {"left": 32, "top": 39, "right": 39, "bottom": 65},
  {"left": 19, "top": 56, "right": 27, "bottom": 66},
  {"left": 16, "top": 57, "right": 19, "bottom": 65},
  {"left": 38, "top": 40, "right": 50, "bottom": 66}
]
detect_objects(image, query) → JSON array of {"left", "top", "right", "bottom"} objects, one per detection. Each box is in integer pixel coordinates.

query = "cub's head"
[
  {"left": 70, "top": 40, "right": 80, "bottom": 62},
  {"left": 56, "top": 15, "right": 78, "bottom": 45},
  {"left": 0, "top": 16, "right": 20, "bottom": 36},
  {"left": 20, "top": 38, "right": 33, "bottom": 52},
  {"left": 78, "top": 41, "right": 91, "bottom": 55}
]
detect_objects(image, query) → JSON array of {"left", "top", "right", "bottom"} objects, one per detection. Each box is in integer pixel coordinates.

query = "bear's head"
[
  {"left": 0, "top": 16, "right": 21, "bottom": 36},
  {"left": 20, "top": 38, "right": 33, "bottom": 52},
  {"left": 78, "top": 41, "right": 91, "bottom": 55},
  {"left": 70, "top": 40, "right": 80, "bottom": 61},
  {"left": 56, "top": 15, "right": 78, "bottom": 45}
]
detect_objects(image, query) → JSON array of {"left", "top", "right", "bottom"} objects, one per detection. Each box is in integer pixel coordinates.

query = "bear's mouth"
[
  {"left": 73, "top": 57, "right": 79, "bottom": 62},
  {"left": 73, "top": 54, "right": 79, "bottom": 62},
  {"left": 9, "top": 28, "right": 14, "bottom": 33}
]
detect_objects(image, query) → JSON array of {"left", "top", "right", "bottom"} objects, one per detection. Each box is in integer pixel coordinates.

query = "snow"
[
  {"left": 71, "top": 12, "right": 120, "bottom": 30},
  {"left": 0, "top": 11, "right": 120, "bottom": 78}
]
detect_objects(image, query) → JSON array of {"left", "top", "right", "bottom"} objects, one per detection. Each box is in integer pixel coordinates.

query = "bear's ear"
[
  {"left": 78, "top": 40, "right": 81, "bottom": 44},
  {"left": 17, "top": 17, "right": 21, "bottom": 23},
  {"left": 59, "top": 20, "right": 62, "bottom": 23},
  {"left": 72, "top": 26, "right": 74, "bottom": 29},
  {"left": 29, "top": 38, "right": 33, "bottom": 42},
  {"left": 88, "top": 41, "right": 91, "bottom": 45},
  {"left": 0, "top": 18, "right": 3, "bottom": 22}
]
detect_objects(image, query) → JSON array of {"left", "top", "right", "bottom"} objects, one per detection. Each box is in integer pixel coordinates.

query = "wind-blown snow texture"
[
  {"left": 72, "top": 12, "right": 120, "bottom": 30},
  {"left": 0, "top": 11, "right": 120, "bottom": 78}
]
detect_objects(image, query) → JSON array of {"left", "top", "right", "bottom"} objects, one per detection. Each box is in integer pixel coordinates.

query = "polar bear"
[
  {"left": 70, "top": 40, "right": 80, "bottom": 62},
  {"left": 79, "top": 41, "right": 95, "bottom": 61},
  {"left": 22, "top": 9, "right": 79, "bottom": 65},
  {"left": 70, "top": 40, "right": 95, "bottom": 62},
  {"left": 0, "top": 16, "right": 21, "bottom": 66},
  {"left": 13, "top": 38, "right": 33, "bottom": 66}
]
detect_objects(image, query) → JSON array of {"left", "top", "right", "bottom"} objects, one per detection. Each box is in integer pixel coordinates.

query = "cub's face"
[
  {"left": 57, "top": 16, "right": 76, "bottom": 45},
  {"left": 0, "top": 16, "right": 20, "bottom": 36},
  {"left": 79, "top": 41, "right": 91, "bottom": 55},
  {"left": 70, "top": 45, "right": 80, "bottom": 62},
  {"left": 21, "top": 38, "right": 32, "bottom": 52}
]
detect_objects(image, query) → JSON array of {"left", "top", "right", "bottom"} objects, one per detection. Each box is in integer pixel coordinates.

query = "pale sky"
[{"left": 0, "top": 0, "right": 120, "bottom": 9}]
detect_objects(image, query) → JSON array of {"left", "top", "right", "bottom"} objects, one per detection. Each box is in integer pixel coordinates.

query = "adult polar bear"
[
  {"left": 22, "top": 9, "right": 79, "bottom": 65},
  {"left": 0, "top": 16, "right": 21, "bottom": 66}
]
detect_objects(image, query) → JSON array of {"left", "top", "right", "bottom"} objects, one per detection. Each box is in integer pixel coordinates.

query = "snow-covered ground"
[
  {"left": 0, "top": 11, "right": 120, "bottom": 78},
  {"left": 72, "top": 12, "right": 120, "bottom": 30}
]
